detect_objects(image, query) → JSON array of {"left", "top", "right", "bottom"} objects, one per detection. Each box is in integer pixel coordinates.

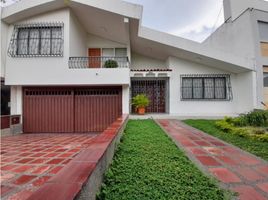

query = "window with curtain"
[
  {"left": 181, "top": 75, "right": 232, "bottom": 101},
  {"left": 8, "top": 23, "right": 63, "bottom": 57}
]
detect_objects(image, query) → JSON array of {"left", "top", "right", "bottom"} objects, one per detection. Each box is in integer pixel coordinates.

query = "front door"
[
  {"left": 88, "top": 48, "right": 101, "bottom": 68},
  {"left": 131, "top": 79, "right": 167, "bottom": 113}
]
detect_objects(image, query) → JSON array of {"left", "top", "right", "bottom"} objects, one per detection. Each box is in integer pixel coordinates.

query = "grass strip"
[{"left": 97, "top": 119, "right": 230, "bottom": 200}]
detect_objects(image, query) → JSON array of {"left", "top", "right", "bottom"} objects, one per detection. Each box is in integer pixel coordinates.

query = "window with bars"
[
  {"left": 8, "top": 23, "right": 64, "bottom": 57},
  {"left": 181, "top": 74, "right": 232, "bottom": 101}
]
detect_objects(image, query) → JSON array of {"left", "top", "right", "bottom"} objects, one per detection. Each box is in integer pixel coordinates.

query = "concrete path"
[{"left": 157, "top": 119, "right": 268, "bottom": 200}]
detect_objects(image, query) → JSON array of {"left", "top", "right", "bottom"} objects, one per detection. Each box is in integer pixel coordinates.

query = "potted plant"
[
  {"left": 104, "top": 59, "right": 118, "bottom": 68},
  {"left": 132, "top": 94, "right": 150, "bottom": 115}
]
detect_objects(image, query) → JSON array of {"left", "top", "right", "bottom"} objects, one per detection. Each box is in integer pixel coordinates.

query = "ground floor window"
[{"left": 180, "top": 74, "right": 232, "bottom": 101}]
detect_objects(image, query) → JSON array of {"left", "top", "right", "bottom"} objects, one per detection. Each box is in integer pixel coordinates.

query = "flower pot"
[{"left": 137, "top": 107, "right": 145, "bottom": 115}]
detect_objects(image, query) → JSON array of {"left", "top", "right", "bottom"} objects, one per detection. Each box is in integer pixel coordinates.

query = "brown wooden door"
[
  {"left": 88, "top": 48, "right": 101, "bottom": 68},
  {"left": 131, "top": 80, "right": 166, "bottom": 113},
  {"left": 23, "top": 87, "right": 122, "bottom": 133}
]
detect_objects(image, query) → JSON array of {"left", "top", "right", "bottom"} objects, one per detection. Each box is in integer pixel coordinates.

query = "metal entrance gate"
[{"left": 131, "top": 79, "right": 167, "bottom": 113}]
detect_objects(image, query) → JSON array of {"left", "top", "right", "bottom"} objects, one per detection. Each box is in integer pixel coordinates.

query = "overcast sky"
[{"left": 125, "top": 0, "right": 225, "bottom": 42}]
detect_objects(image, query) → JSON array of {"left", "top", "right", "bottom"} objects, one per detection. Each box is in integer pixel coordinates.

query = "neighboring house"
[{"left": 0, "top": 0, "right": 267, "bottom": 133}]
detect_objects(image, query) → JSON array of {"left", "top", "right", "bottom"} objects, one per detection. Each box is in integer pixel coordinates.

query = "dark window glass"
[
  {"left": 204, "top": 78, "right": 214, "bottom": 99},
  {"left": 29, "top": 29, "right": 40, "bottom": 54},
  {"left": 264, "top": 73, "right": 268, "bottom": 87},
  {"left": 215, "top": 78, "right": 226, "bottom": 99},
  {"left": 17, "top": 29, "right": 29, "bottom": 55},
  {"left": 182, "top": 78, "right": 192, "bottom": 99},
  {"left": 181, "top": 76, "right": 227, "bottom": 100},
  {"left": 16, "top": 26, "right": 63, "bottom": 56}
]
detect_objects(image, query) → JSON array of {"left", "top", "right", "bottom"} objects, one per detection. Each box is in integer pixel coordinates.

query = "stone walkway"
[{"left": 157, "top": 119, "right": 268, "bottom": 200}]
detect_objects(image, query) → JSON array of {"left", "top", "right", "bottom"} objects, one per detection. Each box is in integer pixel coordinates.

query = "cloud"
[
  {"left": 125, "top": 0, "right": 224, "bottom": 42},
  {"left": 0, "top": 0, "right": 20, "bottom": 7}
]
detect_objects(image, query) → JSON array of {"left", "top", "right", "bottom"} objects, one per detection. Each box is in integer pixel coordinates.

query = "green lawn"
[
  {"left": 97, "top": 120, "right": 230, "bottom": 200},
  {"left": 184, "top": 119, "right": 268, "bottom": 161}
]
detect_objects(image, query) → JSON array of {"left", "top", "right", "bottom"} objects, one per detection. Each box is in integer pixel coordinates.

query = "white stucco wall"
[
  {"left": 69, "top": 11, "right": 87, "bottom": 57},
  {"left": 4, "top": 8, "right": 130, "bottom": 86},
  {"left": 87, "top": 33, "right": 127, "bottom": 49},
  {"left": 234, "top": 71, "right": 256, "bottom": 113},
  {"left": 223, "top": 0, "right": 268, "bottom": 21},
  {"left": 0, "top": 14, "right": 9, "bottom": 78},
  {"left": 167, "top": 57, "right": 254, "bottom": 116},
  {"left": 122, "top": 85, "right": 130, "bottom": 114},
  {"left": 10, "top": 85, "right": 22, "bottom": 115},
  {"left": 204, "top": 10, "right": 255, "bottom": 59},
  {"left": 131, "top": 53, "right": 166, "bottom": 69}
]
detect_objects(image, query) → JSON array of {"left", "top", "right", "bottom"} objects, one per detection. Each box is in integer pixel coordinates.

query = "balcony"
[
  {"left": 5, "top": 56, "right": 130, "bottom": 85},
  {"left": 69, "top": 56, "right": 129, "bottom": 69}
]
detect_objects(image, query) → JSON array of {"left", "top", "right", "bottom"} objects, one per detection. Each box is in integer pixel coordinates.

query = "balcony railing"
[{"left": 69, "top": 56, "right": 129, "bottom": 69}]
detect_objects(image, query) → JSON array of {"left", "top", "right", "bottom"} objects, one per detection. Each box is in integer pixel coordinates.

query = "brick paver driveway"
[
  {"left": 157, "top": 119, "right": 268, "bottom": 200},
  {"left": 0, "top": 133, "right": 97, "bottom": 200}
]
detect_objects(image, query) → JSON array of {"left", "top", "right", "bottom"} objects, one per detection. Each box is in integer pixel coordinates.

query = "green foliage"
[
  {"left": 184, "top": 119, "right": 268, "bottom": 160},
  {"left": 251, "top": 128, "right": 266, "bottom": 135},
  {"left": 215, "top": 120, "right": 234, "bottom": 132},
  {"left": 132, "top": 94, "right": 150, "bottom": 109},
  {"left": 104, "top": 59, "right": 118, "bottom": 68},
  {"left": 239, "top": 110, "right": 268, "bottom": 127},
  {"left": 97, "top": 120, "right": 231, "bottom": 200},
  {"left": 215, "top": 114, "right": 268, "bottom": 142},
  {"left": 252, "top": 134, "right": 268, "bottom": 142}
]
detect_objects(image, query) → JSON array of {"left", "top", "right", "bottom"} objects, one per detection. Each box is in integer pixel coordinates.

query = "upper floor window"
[
  {"left": 8, "top": 23, "right": 64, "bottom": 57},
  {"left": 180, "top": 74, "right": 232, "bottom": 101},
  {"left": 259, "top": 21, "right": 268, "bottom": 57}
]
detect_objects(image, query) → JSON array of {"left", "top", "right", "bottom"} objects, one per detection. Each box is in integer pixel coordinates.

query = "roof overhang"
[{"left": 130, "top": 20, "right": 254, "bottom": 73}]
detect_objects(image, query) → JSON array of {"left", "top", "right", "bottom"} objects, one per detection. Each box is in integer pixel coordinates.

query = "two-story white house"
[{"left": 1, "top": 0, "right": 268, "bottom": 133}]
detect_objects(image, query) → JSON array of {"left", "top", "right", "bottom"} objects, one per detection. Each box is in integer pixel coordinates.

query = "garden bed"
[
  {"left": 184, "top": 119, "right": 268, "bottom": 161},
  {"left": 97, "top": 120, "right": 230, "bottom": 200}
]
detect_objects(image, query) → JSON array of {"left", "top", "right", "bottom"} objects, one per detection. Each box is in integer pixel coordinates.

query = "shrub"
[
  {"left": 216, "top": 116, "right": 268, "bottom": 142},
  {"left": 239, "top": 110, "right": 268, "bottom": 127},
  {"left": 232, "top": 128, "right": 248, "bottom": 138},
  {"left": 215, "top": 120, "right": 234, "bottom": 132},
  {"left": 232, "top": 117, "right": 246, "bottom": 126},
  {"left": 251, "top": 128, "right": 266, "bottom": 135},
  {"left": 132, "top": 94, "right": 150, "bottom": 109},
  {"left": 104, "top": 60, "right": 118, "bottom": 68},
  {"left": 253, "top": 134, "right": 268, "bottom": 142}
]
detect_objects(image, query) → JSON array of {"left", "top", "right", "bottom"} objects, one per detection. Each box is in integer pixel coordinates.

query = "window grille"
[
  {"left": 180, "top": 74, "right": 232, "bottom": 101},
  {"left": 8, "top": 22, "right": 64, "bottom": 57}
]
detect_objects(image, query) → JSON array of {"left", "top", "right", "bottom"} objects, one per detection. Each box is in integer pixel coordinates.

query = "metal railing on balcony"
[{"left": 69, "top": 56, "right": 129, "bottom": 69}]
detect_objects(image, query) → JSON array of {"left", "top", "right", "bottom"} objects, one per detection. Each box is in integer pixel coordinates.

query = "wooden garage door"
[
  {"left": 74, "top": 88, "right": 122, "bottom": 132},
  {"left": 23, "top": 87, "right": 122, "bottom": 133}
]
